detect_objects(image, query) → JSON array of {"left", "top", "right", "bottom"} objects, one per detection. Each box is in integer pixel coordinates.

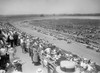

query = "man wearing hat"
[
  {"left": 7, "top": 46, "right": 16, "bottom": 63},
  {"left": 13, "top": 31, "right": 19, "bottom": 46},
  {"left": 0, "top": 29, "right": 5, "bottom": 45},
  {"left": 29, "top": 43, "right": 34, "bottom": 63},
  {"left": 33, "top": 47, "right": 39, "bottom": 65},
  {"left": 0, "top": 46, "right": 10, "bottom": 71},
  {"left": 32, "top": 42, "right": 41, "bottom": 65},
  {"left": 53, "top": 60, "right": 81, "bottom": 73},
  {"left": 25, "top": 37, "right": 30, "bottom": 53},
  {"left": 36, "top": 68, "right": 43, "bottom": 73}
]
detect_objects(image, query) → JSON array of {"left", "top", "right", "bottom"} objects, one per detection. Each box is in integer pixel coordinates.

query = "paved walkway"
[{"left": 15, "top": 46, "right": 47, "bottom": 73}]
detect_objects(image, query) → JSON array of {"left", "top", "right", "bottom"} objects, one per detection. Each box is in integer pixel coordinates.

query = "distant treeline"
[
  {"left": 58, "top": 13, "right": 100, "bottom": 16},
  {"left": 0, "top": 13, "right": 100, "bottom": 17}
]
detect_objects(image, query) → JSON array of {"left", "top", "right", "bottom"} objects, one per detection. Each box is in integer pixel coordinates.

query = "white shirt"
[
  {"left": 0, "top": 48, "right": 7, "bottom": 55},
  {"left": 20, "top": 39, "right": 24, "bottom": 44},
  {"left": 45, "top": 48, "right": 51, "bottom": 54},
  {"left": 87, "top": 64, "right": 93, "bottom": 71},
  {"left": 12, "top": 70, "right": 22, "bottom": 73},
  {"left": 80, "top": 62, "right": 87, "bottom": 69},
  {"left": 8, "top": 47, "right": 15, "bottom": 54}
]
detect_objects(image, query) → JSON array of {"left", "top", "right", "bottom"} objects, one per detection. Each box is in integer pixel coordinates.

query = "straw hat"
[
  {"left": 36, "top": 68, "right": 43, "bottom": 73},
  {"left": 45, "top": 48, "right": 51, "bottom": 54},
  {"left": 0, "top": 48, "right": 7, "bottom": 55},
  {"left": 12, "top": 70, "right": 22, "bottom": 73},
  {"left": 0, "top": 70, "right": 6, "bottom": 73},
  {"left": 7, "top": 44, "right": 11, "bottom": 47},
  {"left": 11, "top": 57, "right": 20, "bottom": 63},
  {"left": 56, "top": 60, "right": 80, "bottom": 73}
]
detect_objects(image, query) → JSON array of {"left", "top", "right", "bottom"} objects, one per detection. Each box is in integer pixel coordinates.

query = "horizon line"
[{"left": 0, "top": 13, "right": 100, "bottom": 16}]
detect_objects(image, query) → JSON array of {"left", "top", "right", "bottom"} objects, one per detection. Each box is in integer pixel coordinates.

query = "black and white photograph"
[{"left": 0, "top": 0, "right": 100, "bottom": 73}]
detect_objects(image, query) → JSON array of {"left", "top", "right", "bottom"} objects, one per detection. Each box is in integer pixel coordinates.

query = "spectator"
[
  {"left": 0, "top": 29, "right": 5, "bottom": 45},
  {"left": 7, "top": 46, "right": 16, "bottom": 63},
  {"left": 13, "top": 32, "right": 19, "bottom": 46},
  {"left": 25, "top": 37, "right": 30, "bottom": 53},
  {"left": 33, "top": 46, "right": 41, "bottom": 65},
  {"left": 0, "top": 46, "right": 10, "bottom": 71},
  {"left": 29, "top": 43, "right": 34, "bottom": 63},
  {"left": 10, "top": 34, "right": 14, "bottom": 47}
]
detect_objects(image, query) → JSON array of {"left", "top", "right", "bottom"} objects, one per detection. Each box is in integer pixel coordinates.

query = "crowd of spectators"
[{"left": 0, "top": 22, "right": 99, "bottom": 73}]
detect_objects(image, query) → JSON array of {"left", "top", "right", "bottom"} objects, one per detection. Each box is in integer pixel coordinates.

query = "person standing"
[
  {"left": 20, "top": 37, "right": 25, "bottom": 53},
  {"left": 6, "top": 33, "right": 10, "bottom": 45},
  {"left": 7, "top": 46, "right": 16, "bottom": 63},
  {"left": 22, "top": 38, "right": 27, "bottom": 53},
  {"left": 0, "top": 46, "right": 10, "bottom": 71},
  {"left": 9, "top": 34, "right": 14, "bottom": 47},
  {"left": 0, "top": 29, "right": 5, "bottom": 45},
  {"left": 25, "top": 37, "right": 30, "bottom": 53},
  {"left": 33, "top": 42, "right": 41, "bottom": 65},
  {"left": 33, "top": 47, "right": 39, "bottom": 65},
  {"left": 29, "top": 43, "right": 34, "bottom": 63},
  {"left": 13, "top": 32, "right": 19, "bottom": 46}
]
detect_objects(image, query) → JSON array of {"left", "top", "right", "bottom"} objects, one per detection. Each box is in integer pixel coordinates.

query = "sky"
[{"left": 0, "top": 0, "right": 100, "bottom": 15}]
